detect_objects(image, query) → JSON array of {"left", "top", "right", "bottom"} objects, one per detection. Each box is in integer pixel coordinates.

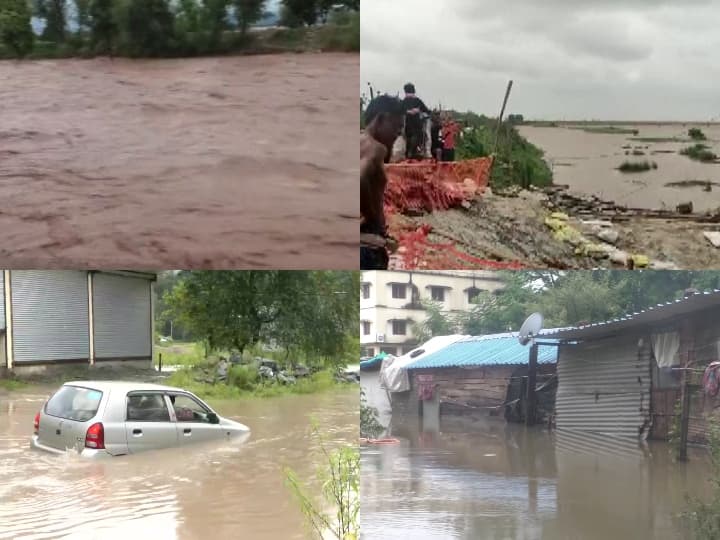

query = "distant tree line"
[
  {"left": 0, "top": 0, "right": 359, "bottom": 58},
  {"left": 413, "top": 271, "right": 720, "bottom": 341}
]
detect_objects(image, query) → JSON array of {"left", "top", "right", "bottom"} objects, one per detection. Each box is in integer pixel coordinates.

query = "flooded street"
[
  {"left": 0, "top": 386, "right": 358, "bottom": 540},
  {"left": 520, "top": 124, "right": 720, "bottom": 212},
  {"left": 362, "top": 421, "right": 712, "bottom": 540},
  {"left": 0, "top": 53, "right": 357, "bottom": 269}
]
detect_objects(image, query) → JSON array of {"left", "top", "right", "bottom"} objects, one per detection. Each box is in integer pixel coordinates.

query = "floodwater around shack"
[
  {"left": 0, "top": 386, "right": 358, "bottom": 540},
  {"left": 361, "top": 420, "right": 712, "bottom": 540},
  {"left": 519, "top": 124, "right": 720, "bottom": 212},
  {"left": 0, "top": 53, "right": 358, "bottom": 269}
]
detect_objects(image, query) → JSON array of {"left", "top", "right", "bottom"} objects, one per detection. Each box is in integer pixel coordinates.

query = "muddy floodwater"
[
  {"left": 0, "top": 386, "right": 358, "bottom": 540},
  {"left": 520, "top": 124, "right": 720, "bottom": 212},
  {"left": 0, "top": 54, "right": 357, "bottom": 268},
  {"left": 361, "top": 421, "right": 712, "bottom": 540}
]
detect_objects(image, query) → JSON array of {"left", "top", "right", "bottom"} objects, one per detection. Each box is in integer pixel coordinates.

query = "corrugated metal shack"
[
  {"left": 543, "top": 290, "right": 720, "bottom": 450},
  {"left": 0, "top": 270, "right": 156, "bottom": 372},
  {"left": 393, "top": 333, "right": 559, "bottom": 430}
]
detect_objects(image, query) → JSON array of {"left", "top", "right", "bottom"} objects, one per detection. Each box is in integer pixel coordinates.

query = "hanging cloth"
[
  {"left": 702, "top": 361, "right": 720, "bottom": 397},
  {"left": 651, "top": 332, "right": 680, "bottom": 368},
  {"left": 417, "top": 382, "right": 434, "bottom": 401}
]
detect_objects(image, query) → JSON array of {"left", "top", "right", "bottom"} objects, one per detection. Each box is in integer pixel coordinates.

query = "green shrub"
[
  {"left": 228, "top": 365, "right": 259, "bottom": 391},
  {"left": 689, "top": 128, "right": 707, "bottom": 141},
  {"left": 618, "top": 160, "right": 656, "bottom": 172},
  {"left": 681, "top": 144, "right": 718, "bottom": 163}
]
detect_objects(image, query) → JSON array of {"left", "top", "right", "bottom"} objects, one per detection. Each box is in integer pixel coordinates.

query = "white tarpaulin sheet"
[
  {"left": 651, "top": 331, "right": 680, "bottom": 368},
  {"left": 380, "top": 335, "right": 469, "bottom": 393}
]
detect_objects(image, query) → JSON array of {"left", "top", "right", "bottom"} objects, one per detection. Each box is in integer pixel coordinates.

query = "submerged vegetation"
[
  {"left": 618, "top": 160, "right": 657, "bottom": 172},
  {"left": 680, "top": 144, "right": 718, "bottom": 163},
  {"left": 0, "top": 0, "right": 359, "bottom": 59},
  {"left": 284, "top": 423, "right": 359, "bottom": 540},
  {"left": 360, "top": 390, "right": 385, "bottom": 439},
  {"left": 573, "top": 125, "right": 639, "bottom": 135}
]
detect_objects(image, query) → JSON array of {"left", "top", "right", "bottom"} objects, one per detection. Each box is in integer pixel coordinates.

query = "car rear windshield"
[{"left": 45, "top": 385, "right": 103, "bottom": 422}]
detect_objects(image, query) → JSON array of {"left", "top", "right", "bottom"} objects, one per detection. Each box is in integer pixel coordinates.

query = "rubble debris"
[
  {"left": 703, "top": 231, "right": 720, "bottom": 248},
  {"left": 677, "top": 201, "right": 694, "bottom": 214},
  {"left": 597, "top": 228, "right": 620, "bottom": 244}
]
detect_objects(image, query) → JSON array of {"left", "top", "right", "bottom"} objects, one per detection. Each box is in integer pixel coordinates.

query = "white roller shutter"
[{"left": 93, "top": 273, "right": 152, "bottom": 359}]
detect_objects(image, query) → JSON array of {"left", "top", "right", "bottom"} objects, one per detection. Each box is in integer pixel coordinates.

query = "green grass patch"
[
  {"left": 618, "top": 160, "right": 657, "bottom": 172},
  {"left": 0, "top": 379, "right": 29, "bottom": 391},
  {"left": 629, "top": 136, "right": 686, "bottom": 143},
  {"left": 166, "top": 368, "right": 348, "bottom": 400},
  {"left": 155, "top": 342, "right": 206, "bottom": 367},
  {"left": 573, "top": 126, "right": 639, "bottom": 135},
  {"left": 680, "top": 143, "right": 718, "bottom": 163}
]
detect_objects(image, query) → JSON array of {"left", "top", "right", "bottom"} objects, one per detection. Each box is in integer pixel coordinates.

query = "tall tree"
[
  {"left": 0, "top": 0, "right": 34, "bottom": 56},
  {"left": 117, "top": 0, "right": 174, "bottom": 56},
  {"left": 234, "top": 0, "right": 264, "bottom": 35},
  {"left": 88, "top": 0, "right": 117, "bottom": 53},
  {"left": 281, "top": 0, "right": 316, "bottom": 27},
  {"left": 75, "top": 0, "right": 90, "bottom": 32},
  {"left": 34, "top": 0, "right": 66, "bottom": 42}
]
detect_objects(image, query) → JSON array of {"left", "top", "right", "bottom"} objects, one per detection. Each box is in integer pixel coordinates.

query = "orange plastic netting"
[{"left": 384, "top": 157, "right": 524, "bottom": 270}]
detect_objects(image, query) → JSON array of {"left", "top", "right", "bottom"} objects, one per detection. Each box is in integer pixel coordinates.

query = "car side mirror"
[{"left": 208, "top": 412, "right": 220, "bottom": 424}]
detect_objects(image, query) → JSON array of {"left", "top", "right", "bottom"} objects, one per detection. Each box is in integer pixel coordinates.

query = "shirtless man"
[{"left": 360, "top": 95, "right": 404, "bottom": 270}]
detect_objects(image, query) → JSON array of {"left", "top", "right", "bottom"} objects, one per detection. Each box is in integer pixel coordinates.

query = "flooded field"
[
  {"left": 0, "top": 386, "right": 358, "bottom": 540},
  {"left": 0, "top": 53, "right": 357, "bottom": 269},
  {"left": 520, "top": 124, "right": 720, "bottom": 212},
  {"left": 362, "top": 421, "right": 712, "bottom": 540}
]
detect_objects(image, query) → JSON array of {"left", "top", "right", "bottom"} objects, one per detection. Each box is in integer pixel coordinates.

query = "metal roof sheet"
[
  {"left": 405, "top": 333, "right": 559, "bottom": 369},
  {"left": 542, "top": 290, "right": 720, "bottom": 341}
]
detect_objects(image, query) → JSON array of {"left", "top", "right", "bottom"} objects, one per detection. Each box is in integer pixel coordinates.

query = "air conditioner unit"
[{"left": 377, "top": 334, "right": 385, "bottom": 343}]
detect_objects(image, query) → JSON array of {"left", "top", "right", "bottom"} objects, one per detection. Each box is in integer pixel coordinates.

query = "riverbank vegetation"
[
  {"left": 689, "top": 128, "right": 707, "bottom": 141},
  {"left": 680, "top": 143, "right": 718, "bottom": 163},
  {"left": 0, "top": 0, "right": 359, "bottom": 59},
  {"left": 158, "top": 270, "right": 360, "bottom": 400},
  {"left": 454, "top": 111, "right": 553, "bottom": 190},
  {"left": 360, "top": 390, "right": 385, "bottom": 439}
]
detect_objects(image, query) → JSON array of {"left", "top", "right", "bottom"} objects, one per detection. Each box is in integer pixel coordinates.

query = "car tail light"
[
  {"left": 85, "top": 423, "right": 105, "bottom": 449},
  {"left": 33, "top": 412, "right": 40, "bottom": 435}
]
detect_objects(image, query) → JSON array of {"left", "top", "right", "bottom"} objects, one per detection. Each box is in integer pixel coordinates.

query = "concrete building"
[
  {"left": 0, "top": 270, "right": 156, "bottom": 372},
  {"left": 360, "top": 270, "right": 504, "bottom": 357}
]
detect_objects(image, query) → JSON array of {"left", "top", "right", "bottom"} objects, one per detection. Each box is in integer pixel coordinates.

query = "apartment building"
[{"left": 360, "top": 270, "right": 504, "bottom": 357}]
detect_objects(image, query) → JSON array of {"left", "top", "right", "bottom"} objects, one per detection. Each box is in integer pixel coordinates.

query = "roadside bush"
[
  {"left": 681, "top": 144, "right": 718, "bottom": 163},
  {"left": 228, "top": 365, "right": 259, "bottom": 391},
  {"left": 689, "top": 128, "right": 707, "bottom": 141},
  {"left": 0, "top": 0, "right": 34, "bottom": 57}
]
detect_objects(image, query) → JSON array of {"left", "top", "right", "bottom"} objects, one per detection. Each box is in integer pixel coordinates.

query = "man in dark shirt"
[
  {"left": 430, "top": 110, "right": 443, "bottom": 160},
  {"left": 402, "top": 83, "right": 430, "bottom": 159}
]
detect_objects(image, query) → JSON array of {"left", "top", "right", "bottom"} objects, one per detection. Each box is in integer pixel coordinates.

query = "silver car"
[{"left": 31, "top": 381, "right": 250, "bottom": 458}]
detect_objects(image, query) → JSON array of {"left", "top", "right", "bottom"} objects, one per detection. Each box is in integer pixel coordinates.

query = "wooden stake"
[{"left": 493, "top": 80, "right": 514, "bottom": 156}]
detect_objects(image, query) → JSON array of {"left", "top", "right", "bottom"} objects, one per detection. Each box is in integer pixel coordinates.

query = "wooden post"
[
  {"left": 526, "top": 342, "right": 538, "bottom": 426},
  {"left": 158, "top": 353, "right": 163, "bottom": 373},
  {"left": 678, "top": 319, "right": 694, "bottom": 462},
  {"left": 493, "top": 80, "right": 514, "bottom": 155}
]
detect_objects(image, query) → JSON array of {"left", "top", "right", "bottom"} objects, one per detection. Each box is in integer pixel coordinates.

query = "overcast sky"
[{"left": 361, "top": 0, "right": 720, "bottom": 121}]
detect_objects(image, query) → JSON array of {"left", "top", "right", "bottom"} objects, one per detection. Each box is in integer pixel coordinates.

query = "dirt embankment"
[
  {"left": 393, "top": 186, "right": 720, "bottom": 270},
  {"left": 0, "top": 53, "right": 358, "bottom": 269}
]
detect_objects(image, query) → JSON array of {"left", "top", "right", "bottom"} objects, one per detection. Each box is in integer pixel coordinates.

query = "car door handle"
[
  {"left": 132, "top": 429, "right": 143, "bottom": 436},
  {"left": 183, "top": 428, "right": 192, "bottom": 435}
]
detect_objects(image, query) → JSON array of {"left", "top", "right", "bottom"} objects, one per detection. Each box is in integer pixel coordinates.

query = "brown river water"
[
  {"left": 0, "top": 54, "right": 358, "bottom": 269},
  {"left": 0, "top": 386, "right": 358, "bottom": 540},
  {"left": 361, "top": 420, "right": 713, "bottom": 540},
  {"left": 520, "top": 124, "right": 720, "bottom": 212}
]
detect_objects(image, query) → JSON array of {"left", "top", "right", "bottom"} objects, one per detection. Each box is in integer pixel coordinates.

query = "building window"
[
  {"left": 362, "top": 283, "right": 370, "bottom": 299},
  {"left": 391, "top": 283, "right": 406, "bottom": 299},
  {"left": 467, "top": 287, "right": 482, "bottom": 303},
  {"left": 430, "top": 286, "right": 445, "bottom": 302},
  {"left": 392, "top": 320, "right": 407, "bottom": 335},
  {"left": 362, "top": 321, "right": 371, "bottom": 335},
  {"left": 380, "top": 346, "right": 398, "bottom": 355}
]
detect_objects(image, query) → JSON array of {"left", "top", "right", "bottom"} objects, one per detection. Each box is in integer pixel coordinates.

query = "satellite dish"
[{"left": 518, "top": 313, "right": 544, "bottom": 346}]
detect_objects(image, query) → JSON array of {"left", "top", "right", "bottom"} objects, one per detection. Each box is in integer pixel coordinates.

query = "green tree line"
[
  {"left": 0, "top": 0, "right": 358, "bottom": 58},
  {"left": 413, "top": 271, "right": 720, "bottom": 341},
  {"left": 160, "top": 270, "right": 360, "bottom": 368}
]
